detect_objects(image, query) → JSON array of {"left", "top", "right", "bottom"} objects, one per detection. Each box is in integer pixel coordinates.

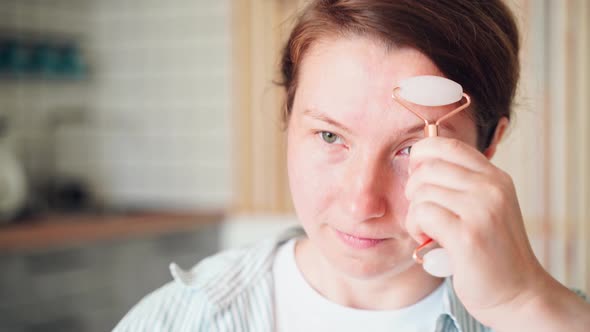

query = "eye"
[
  {"left": 397, "top": 145, "right": 412, "bottom": 156},
  {"left": 319, "top": 131, "right": 342, "bottom": 144}
]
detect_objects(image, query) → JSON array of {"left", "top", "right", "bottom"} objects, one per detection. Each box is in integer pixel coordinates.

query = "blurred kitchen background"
[{"left": 0, "top": 0, "right": 587, "bottom": 331}]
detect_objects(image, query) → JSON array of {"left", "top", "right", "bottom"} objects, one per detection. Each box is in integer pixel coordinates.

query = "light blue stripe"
[
  {"left": 232, "top": 293, "right": 246, "bottom": 331},
  {"left": 176, "top": 294, "right": 191, "bottom": 331},
  {"left": 209, "top": 244, "right": 273, "bottom": 307},
  {"left": 254, "top": 280, "right": 268, "bottom": 328}
]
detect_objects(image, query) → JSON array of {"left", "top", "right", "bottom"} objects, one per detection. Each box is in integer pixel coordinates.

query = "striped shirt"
[{"left": 113, "top": 227, "right": 492, "bottom": 331}]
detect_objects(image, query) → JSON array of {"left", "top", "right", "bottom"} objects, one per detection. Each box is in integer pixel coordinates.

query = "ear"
[{"left": 483, "top": 117, "right": 509, "bottom": 159}]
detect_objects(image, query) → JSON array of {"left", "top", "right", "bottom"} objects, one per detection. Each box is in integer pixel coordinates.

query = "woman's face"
[{"left": 287, "top": 37, "right": 478, "bottom": 279}]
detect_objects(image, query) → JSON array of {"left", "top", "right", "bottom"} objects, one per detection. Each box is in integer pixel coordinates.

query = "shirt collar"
[{"left": 170, "top": 225, "right": 484, "bottom": 331}]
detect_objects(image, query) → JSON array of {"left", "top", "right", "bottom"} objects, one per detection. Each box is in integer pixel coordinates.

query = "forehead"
[
  {"left": 297, "top": 37, "right": 451, "bottom": 117},
  {"left": 306, "top": 36, "right": 442, "bottom": 79}
]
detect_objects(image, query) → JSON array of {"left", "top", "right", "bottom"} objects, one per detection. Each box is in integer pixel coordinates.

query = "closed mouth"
[{"left": 334, "top": 229, "right": 388, "bottom": 249}]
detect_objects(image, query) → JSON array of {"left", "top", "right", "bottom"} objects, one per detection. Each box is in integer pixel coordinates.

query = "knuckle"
[
  {"left": 499, "top": 169, "right": 516, "bottom": 189},
  {"left": 474, "top": 175, "right": 505, "bottom": 207},
  {"left": 488, "top": 166, "right": 513, "bottom": 188},
  {"left": 486, "top": 182, "right": 504, "bottom": 204}
]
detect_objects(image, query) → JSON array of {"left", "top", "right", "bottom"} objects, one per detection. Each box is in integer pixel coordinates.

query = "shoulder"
[
  {"left": 114, "top": 226, "right": 305, "bottom": 331},
  {"left": 113, "top": 281, "right": 213, "bottom": 331},
  {"left": 113, "top": 247, "right": 267, "bottom": 331}
]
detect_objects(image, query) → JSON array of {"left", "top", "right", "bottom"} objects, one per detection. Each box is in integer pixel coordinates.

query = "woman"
[{"left": 115, "top": 1, "right": 590, "bottom": 331}]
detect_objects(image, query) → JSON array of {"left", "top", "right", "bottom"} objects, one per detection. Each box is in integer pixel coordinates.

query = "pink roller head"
[
  {"left": 397, "top": 75, "right": 464, "bottom": 106},
  {"left": 392, "top": 75, "right": 471, "bottom": 137}
]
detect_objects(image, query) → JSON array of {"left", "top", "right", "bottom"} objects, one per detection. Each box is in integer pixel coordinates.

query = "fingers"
[
  {"left": 409, "top": 137, "right": 491, "bottom": 174},
  {"left": 404, "top": 137, "right": 496, "bottom": 252},
  {"left": 405, "top": 200, "right": 460, "bottom": 251},
  {"left": 405, "top": 158, "right": 481, "bottom": 196},
  {"left": 406, "top": 183, "right": 472, "bottom": 219}
]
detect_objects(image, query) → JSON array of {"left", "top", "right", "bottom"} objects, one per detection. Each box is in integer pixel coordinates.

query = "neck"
[{"left": 295, "top": 238, "right": 444, "bottom": 310}]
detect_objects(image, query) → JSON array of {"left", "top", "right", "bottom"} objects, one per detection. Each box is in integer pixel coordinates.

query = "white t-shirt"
[{"left": 273, "top": 239, "right": 446, "bottom": 332}]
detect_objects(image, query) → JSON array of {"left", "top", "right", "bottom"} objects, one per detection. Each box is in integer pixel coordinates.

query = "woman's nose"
[{"left": 345, "top": 160, "right": 387, "bottom": 222}]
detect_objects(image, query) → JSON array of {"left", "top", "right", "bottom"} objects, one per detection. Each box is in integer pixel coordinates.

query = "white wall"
[
  {"left": 81, "top": 0, "right": 232, "bottom": 210},
  {"left": 0, "top": 0, "right": 233, "bottom": 212}
]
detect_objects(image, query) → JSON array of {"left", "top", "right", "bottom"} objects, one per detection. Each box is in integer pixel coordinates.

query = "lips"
[{"left": 335, "top": 229, "right": 387, "bottom": 249}]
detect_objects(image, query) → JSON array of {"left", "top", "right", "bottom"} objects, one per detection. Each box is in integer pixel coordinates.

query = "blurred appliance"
[{"left": 0, "top": 116, "right": 27, "bottom": 223}]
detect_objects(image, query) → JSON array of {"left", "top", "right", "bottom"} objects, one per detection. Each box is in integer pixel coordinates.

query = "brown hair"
[{"left": 279, "top": 0, "right": 520, "bottom": 150}]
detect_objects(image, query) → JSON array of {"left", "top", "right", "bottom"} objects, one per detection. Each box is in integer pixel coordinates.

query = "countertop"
[{"left": 0, "top": 211, "right": 224, "bottom": 252}]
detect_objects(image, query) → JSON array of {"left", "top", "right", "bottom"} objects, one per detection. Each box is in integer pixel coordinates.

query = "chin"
[
  {"left": 323, "top": 245, "right": 418, "bottom": 280},
  {"left": 301, "top": 221, "right": 420, "bottom": 279}
]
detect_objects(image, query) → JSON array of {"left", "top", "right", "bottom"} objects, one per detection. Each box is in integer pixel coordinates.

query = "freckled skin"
[{"left": 286, "top": 36, "right": 477, "bottom": 308}]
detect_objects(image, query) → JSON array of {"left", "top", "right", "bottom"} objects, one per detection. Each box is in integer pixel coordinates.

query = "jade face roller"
[{"left": 392, "top": 75, "right": 471, "bottom": 278}]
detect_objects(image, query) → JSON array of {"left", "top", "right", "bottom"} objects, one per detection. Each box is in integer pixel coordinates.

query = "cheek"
[
  {"left": 287, "top": 138, "right": 343, "bottom": 223},
  {"left": 390, "top": 158, "right": 411, "bottom": 217},
  {"left": 391, "top": 157, "right": 410, "bottom": 179}
]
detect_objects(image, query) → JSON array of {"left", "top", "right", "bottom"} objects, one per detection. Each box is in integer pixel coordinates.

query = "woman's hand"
[{"left": 403, "top": 136, "right": 589, "bottom": 330}]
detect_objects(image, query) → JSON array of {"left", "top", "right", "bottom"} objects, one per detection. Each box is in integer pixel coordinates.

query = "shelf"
[{"left": 0, "top": 211, "right": 224, "bottom": 252}]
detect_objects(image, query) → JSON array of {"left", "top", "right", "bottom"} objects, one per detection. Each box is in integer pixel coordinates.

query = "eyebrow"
[
  {"left": 302, "top": 109, "right": 458, "bottom": 136},
  {"left": 303, "top": 109, "right": 354, "bottom": 134}
]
